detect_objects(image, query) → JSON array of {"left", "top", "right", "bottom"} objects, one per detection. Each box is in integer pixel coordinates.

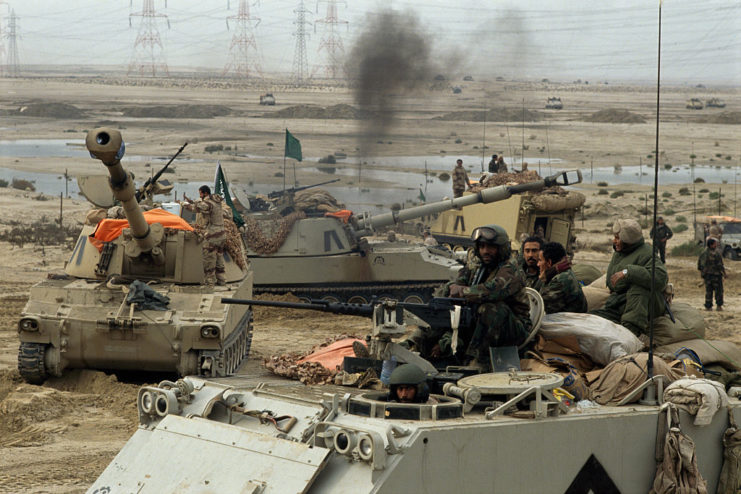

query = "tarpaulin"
[
  {"left": 325, "top": 210, "right": 353, "bottom": 223},
  {"left": 89, "top": 208, "right": 193, "bottom": 252},
  {"left": 297, "top": 337, "right": 365, "bottom": 371}
]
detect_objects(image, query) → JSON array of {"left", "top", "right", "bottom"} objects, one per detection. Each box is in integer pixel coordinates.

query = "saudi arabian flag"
[
  {"left": 214, "top": 162, "right": 244, "bottom": 227},
  {"left": 285, "top": 129, "right": 302, "bottom": 161}
]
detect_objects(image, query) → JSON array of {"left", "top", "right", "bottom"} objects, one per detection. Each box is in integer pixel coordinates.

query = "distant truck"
[
  {"left": 686, "top": 98, "right": 703, "bottom": 110},
  {"left": 259, "top": 93, "right": 276, "bottom": 105},
  {"left": 694, "top": 215, "right": 741, "bottom": 260},
  {"left": 706, "top": 98, "right": 726, "bottom": 108},
  {"left": 545, "top": 97, "right": 563, "bottom": 110}
]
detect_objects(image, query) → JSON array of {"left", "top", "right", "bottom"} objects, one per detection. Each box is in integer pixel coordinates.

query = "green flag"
[
  {"left": 214, "top": 162, "right": 244, "bottom": 227},
  {"left": 285, "top": 129, "right": 302, "bottom": 162},
  {"left": 418, "top": 188, "right": 426, "bottom": 202}
]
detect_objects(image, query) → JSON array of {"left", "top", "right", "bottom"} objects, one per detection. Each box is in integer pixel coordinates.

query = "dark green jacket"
[
  {"left": 605, "top": 238, "right": 667, "bottom": 313},
  {"left": 698, "top": 248, "right": 724, "bottom": 277},
  {"left": 650, "top": 223, "right": 673, "bottom": 243}
]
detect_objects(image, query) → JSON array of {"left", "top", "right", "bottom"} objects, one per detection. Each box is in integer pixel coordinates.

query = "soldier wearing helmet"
[
  {"left": 440, "top": 224, "right": 531, "bottom": 371},
  {"left": 388, "top": 364, "right": 431, "bottom": 404}
]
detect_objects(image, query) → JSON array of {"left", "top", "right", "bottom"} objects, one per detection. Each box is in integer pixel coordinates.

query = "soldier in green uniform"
[
  {"left": 591, "top": 218, "right": 667, "bottom": 335},
  {"left": 451, "top": 159, "right": 472, "bottom": 198},
  {"left": 442, "top": 224, "right": 531, "bottom": 370},
  {"left": 537, "top": 242, "right": 588, "bottom": 314},
  {"left": 182, "top": 185, "right": 226, "bottom": 287},
  {"left": 698, "top": 237, "right": 725, "bottom": 311},
  {"left": 649, "top": 216, "right": 673, "bottom": 263},
  {"left": 520, "top": 235, "right": 544, "bottom": 290}
]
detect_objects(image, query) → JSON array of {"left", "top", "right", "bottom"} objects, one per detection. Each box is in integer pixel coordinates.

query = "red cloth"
[
  {"left": 297, "top": 338, "right": 364, "bottom": 371},
  {"left": 325, "top": 210, "right": 353, "bottom": 223},
  {"left": 89, "top": 208, "right": 193, "bottom": 252}
]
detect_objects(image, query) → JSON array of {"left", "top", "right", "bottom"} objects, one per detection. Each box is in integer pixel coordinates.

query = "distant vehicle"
[
  {"left": 434, "top": 74, "right": 446, "bottom": 81},
  {"left": 259, "top": 93, "right": 275, "bottom": 105},
  {"left": 452, "top": 86, "right": 462, "bottom": 94},
  {"left": 545, "top": 97, "right": 563, "bottom": 110},
  {"left": 694, "top": 215, "right": 741, "bottom": 260},
  {"left": 463, "top": 75, "right": 473, "bottom": 81},
  {"left": 686, "top": 98, "right": 703, "bottom": 110},
  {"left": 706, "top": 98, "right": 726, "bottom": 108}
]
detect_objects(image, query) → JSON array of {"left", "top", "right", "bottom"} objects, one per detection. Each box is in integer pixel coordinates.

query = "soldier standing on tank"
[
  {"left": 520, "top": 235, "right": 543, "bottom": 290},
  {"left": 488, "top": 154, "right": 498, "bottom": 173},
  {"left": 182, "top": 185, "right": 226, "bottom": 286},
  {"left": 650, "top": 216, "right": 673, "bottom": 263},
  {"left": 452, "top": 159, "right": 472, "bottom": 198},
  {"left": 442, "top": 224, "right": 531, "bottom": 371},
  {"left": 537, "top": 242, "right": 588, "bottom": 314},
  {"left": 698, "top": 237, "right": 725, "bottom": 311},
  {"left": 497, "top": 155, "right": 508, "bottom": 174}
]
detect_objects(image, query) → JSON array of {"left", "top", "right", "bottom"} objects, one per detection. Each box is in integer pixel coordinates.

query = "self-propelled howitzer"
[
  {"left": 245, "top": 170, "right": 582, "bottom": 303},
  {"left": 17, "top": 127, "right": 254, "bottom": 383}
]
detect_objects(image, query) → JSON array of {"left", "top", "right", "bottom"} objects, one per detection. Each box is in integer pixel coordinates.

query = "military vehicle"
[
  {"left": 242, "top": 170, "right": 582, "bottom": 304},
  {"left": 694, "top": 215, "right": 741, "bottom": 260},
  {"left": 686, "top": 98, "right": 704, "bottom": 110},
  {"left": 545, "top": 97, "right": 563, "bottom": 109},
  {"left": 16, "top": 128, "right": 254, "bottom": 384},
  {"left": 706, "top": 98, "right": 726, "bottom": 108},
  {"left": 427, "top": 179, "right": 585, "bottom": 252},
  {"left": 88, "top": 294, "right": 741, "bottom": 493},
  {"left": 259, "top": 93, "right": 276, "bottom": 105}
]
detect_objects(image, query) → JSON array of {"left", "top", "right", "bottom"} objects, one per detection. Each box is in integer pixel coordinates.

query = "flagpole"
[{"left": 283, "top": 156, "right": 287, "bottom": 193}]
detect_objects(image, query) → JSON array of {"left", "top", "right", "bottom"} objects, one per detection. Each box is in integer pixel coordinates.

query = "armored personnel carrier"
[
  {"left": 706, "top": 97, "right": 726, "bottom": 108},
  {"left": 545, "top": 97, "right": 563, "bottom": 109},
  {"left": 16, "top": 128, "right": 253, "bottom": 384},
  {"left": 686, "top": 98, "right": 704, "bottom": 110},
  {"left": 243, "top": 170, "right": 581, "bottom": 303}
]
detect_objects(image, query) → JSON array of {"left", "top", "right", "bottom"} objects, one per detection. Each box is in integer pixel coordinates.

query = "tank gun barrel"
[
  {"left": 356, "top": 169, "right": 582, "bottom": 232},
  {"left": 86, "top": 127, "right": 163, "bottom": 263}
]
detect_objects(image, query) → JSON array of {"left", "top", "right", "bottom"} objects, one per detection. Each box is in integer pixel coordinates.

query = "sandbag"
[
  {"left": 657, "top": 339, "right": 741, "bottom": 372},
  {"left": 571, "top": 264, "right": 603, "bottom": 286},
  {"left": 540, "top": 312, "right": 644, "bottom": 366},
  {"left": 717, "top": 408, "right": 741, "bottom": 494},
  {"left": 652, "top": 303, "right": 706, "bottom": 347},
  {"left": 590, "top": 353, "right": 683, "bottom": 406},
  {"left": 528, "top": 191, "right": 586, "bottom": 211}
]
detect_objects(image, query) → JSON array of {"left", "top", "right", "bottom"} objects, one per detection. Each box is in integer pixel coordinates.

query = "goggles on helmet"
[{"left": 471, "top": 226, "right": 499, "bottom": 243}]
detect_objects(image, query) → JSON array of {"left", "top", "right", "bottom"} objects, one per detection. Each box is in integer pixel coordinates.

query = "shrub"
[
  {"left": 597, "top": 189, "right": 608, "bottom": 195},
  {"left": 671, "top": 240, "right": 702, "bottom": 257},
  {"left": 455, "top": 138, "right": 462, "bottom": 144},
  {"left": 11, "top": 178, "right": 35, "bottom": 191},
  {"left": 675, "top": 215, "right": 687, "bottom": 223},
  {"left": 663, "top": 208, "right": 675, "bottom": 215},
  {"left": 709, "top": 192, "right": 720, "bottom": 200},
  {"left": 679, "top": 187, "right": 690, "bottom": 196},
  {"left": 0, "top": 179, "right": 7, "bottom": 187},
  {"left": 694, "top": 178, "right": 705, "bottom": 183},
  {"left": 318, "top": 155, "right": 337, "bottom": 164},
  {"left": 699, "top": 188, "right": 709, "bottom": 193},
  {"left": 610, "top": 191, "right": 624, "bottom": 198},
  {"left": 662, "top": 192, "right": 672, "bottom": 198},
  {"left": 204, "top": 144, "right": 223, "bottom": 153},
  {"left": 674, "top": 224, "right": 688, "bottom": 233},
  {"left": 597, "top": 181, "right": 609, "bottom": 187},
  {"left": 663, "top": 163, "right": 672, "bottom": 170}
]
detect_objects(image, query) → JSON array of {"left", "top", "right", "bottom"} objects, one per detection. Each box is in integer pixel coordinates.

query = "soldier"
[
  {"left": 387, "top": 364, "right": 431, "bottom": 404},
  {"left": 497, "top": 155, "right": 508, "bottom": 174},
  {"left": 520, "top": 235, "right": 544, "bottom": 290},
  {"left": 650, "top": 216, "right": 673, "bottom": 263},
  {"left": 709, "top": 219, "right": 723, "bottom": 242},
  {"left": 422, "top": 230, "right": 438, "bottom": 246},
  {"left": 488, "top": 154, "right": 498, "bottom": 173},
  {"left": 452, "top": 159, "right": 472, "bottom": 198},
  {"left": 698, "top": 237, "right": 725, "bottom": 311},
  {"left": 591, "top": 218, "right": 667, "bottom": 336},
  {"left": 442, "top": 224, "right": 531, "bottom": 370},
  {"left": 537, "top": 241, "right": 588, "bottom": 314},
  {"left": 182, "top": 185, "right": 226, "bottom": 286}
]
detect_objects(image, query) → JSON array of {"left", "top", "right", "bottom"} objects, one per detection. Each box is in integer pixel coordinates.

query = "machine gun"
[
  {"left": 136, "top": 142, "right": 188, "bottom": 203},
  {"left": 267, "top": 178, "right": 341, "bottom": 200},
  {"left": 222, "top": 296, "right": 478, "bottom": 374}
]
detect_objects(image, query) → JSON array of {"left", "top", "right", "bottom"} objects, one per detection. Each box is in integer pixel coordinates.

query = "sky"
[{"left": 2, "top": 0, "right": 740, "bottom": 85}]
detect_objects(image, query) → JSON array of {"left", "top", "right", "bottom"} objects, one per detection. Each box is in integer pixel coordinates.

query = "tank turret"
[
  {"left": 242, "top": 170, "right": 582, "bottom": 303},
  {"left": 17, "top": 127, "right": 253, "bottom": 384}
]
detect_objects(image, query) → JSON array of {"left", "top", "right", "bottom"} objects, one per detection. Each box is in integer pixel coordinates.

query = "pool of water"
[
  {"left": 0, "top": 139, "right": 88, "bottom": 158},
  {"left": 582, "top": 164, "right": 741, "bottom": 186}
]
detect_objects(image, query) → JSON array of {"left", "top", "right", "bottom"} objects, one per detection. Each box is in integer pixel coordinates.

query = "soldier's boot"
[{"left": 716, "top": 306, "right": 723, "bottom": 311}]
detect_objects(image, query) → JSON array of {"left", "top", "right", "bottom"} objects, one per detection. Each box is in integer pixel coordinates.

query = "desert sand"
[{"left": 0, "top": 75, "right": 740, "bottom": 492}]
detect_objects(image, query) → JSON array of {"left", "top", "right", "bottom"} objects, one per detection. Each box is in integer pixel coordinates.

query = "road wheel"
[
  {"left": 320, "top": 295, "right": 341, "bottom": 303},
  {"left": 347, "top": 295, "right": 369, "bottom": 304},
  {"left": 402, "top": 293, "right": 425, "bottom": 304}
]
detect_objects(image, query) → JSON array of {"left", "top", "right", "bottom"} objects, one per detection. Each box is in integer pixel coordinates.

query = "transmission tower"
[
  {"left": 128, "top": 0, "right": 169, "bottom": 77},
  {"left": 4, "top": 9, "right": 19, "bottom": 77},
  {"left": 314, "top": 0, "right": 347, "bottom": 79},
  {"left": 223, "top": 0, "right": 262, "bottom": 79},
  {"left": 0, "top": 2, "right": 8, "bottom": 77},
  {"left": 291, "top": 0, "right": 311, "bottom": 85}
]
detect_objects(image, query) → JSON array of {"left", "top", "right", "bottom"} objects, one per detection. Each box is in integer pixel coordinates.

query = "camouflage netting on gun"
[
  {"left": 194, "top": 216, "right": 247, "bottom": 270},
  {"left": 264, "top": 334, "right": 354, "bottom": 385},
  {"left": 242, "top": 211, "right": 307, "bottom": 255},
  {"left": 293, "top": 188, "right": 345, "bottom": 213},
  {"left": 470, "top": 170, "right": 586, "bottom": 210}
]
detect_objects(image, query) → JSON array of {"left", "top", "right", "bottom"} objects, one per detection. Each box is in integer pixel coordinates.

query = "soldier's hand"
[
  {"left": 449, "top": 284, "right": 466, "bottom": 298},
  {"left": 610, "top": 270, "right": 626, "bottom": 286},
  {"left": 430, "top": 344, "right": 442, "bottom": 358}
]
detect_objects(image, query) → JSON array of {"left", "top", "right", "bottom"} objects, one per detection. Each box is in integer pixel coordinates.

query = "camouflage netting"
[
  {"left": 242, "top": 211, "right": 306, "bottom": 255},
  {"left": 470, "top": 170, "right": 586, "bottom": 210},
  {"left": 293, "top": 188, "right": 345, "bottom": 213},
  {"left": 264, "top": 334, "right": 355, "bottom": 385}
]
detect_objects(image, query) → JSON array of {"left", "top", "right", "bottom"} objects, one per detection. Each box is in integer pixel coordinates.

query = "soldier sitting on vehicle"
[
  {"left": 520, "top": 235, "right": 544, "bottom": 290},
  {"left": 698, "top": 237, "right": 726, "bottom": 311},
  {"left": 537, "top": 241, "right": 588, "bottom": 314},
  {"left": 590, "top": 219, "right": 667, "bottom": 336},
  {"left": 488, "top": 154, "right": 498, "bottom": 173}
]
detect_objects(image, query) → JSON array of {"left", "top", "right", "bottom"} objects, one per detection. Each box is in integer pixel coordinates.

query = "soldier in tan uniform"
[
  {"left": 452, "top": 159, "right": 472, "bottom": 198},
  {"left": 182, "top": 185, "right": 226, "bottom": 286}
]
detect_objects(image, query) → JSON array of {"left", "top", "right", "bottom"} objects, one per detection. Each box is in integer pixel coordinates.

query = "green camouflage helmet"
[
  {"left": 471, "top": 224, "right": 512, "bottom": 261},
  {"left": 389, "top": 363, "right": 426, "bottom": 386}
]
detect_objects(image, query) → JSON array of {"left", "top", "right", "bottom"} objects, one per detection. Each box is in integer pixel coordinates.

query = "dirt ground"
[{"left": 1, "top": 76, "right": 741, "bottom": 493}]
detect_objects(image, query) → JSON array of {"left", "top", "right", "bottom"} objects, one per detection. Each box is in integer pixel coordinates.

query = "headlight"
[
  {"left": 19, "top": 318, "right": 39, "bottom": 332},
  {"left": 200, "top": 325, "right": 220, "bottom": 339},
  {"left": 140, "top": 390, "right": 154, "bottom": 414}
]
